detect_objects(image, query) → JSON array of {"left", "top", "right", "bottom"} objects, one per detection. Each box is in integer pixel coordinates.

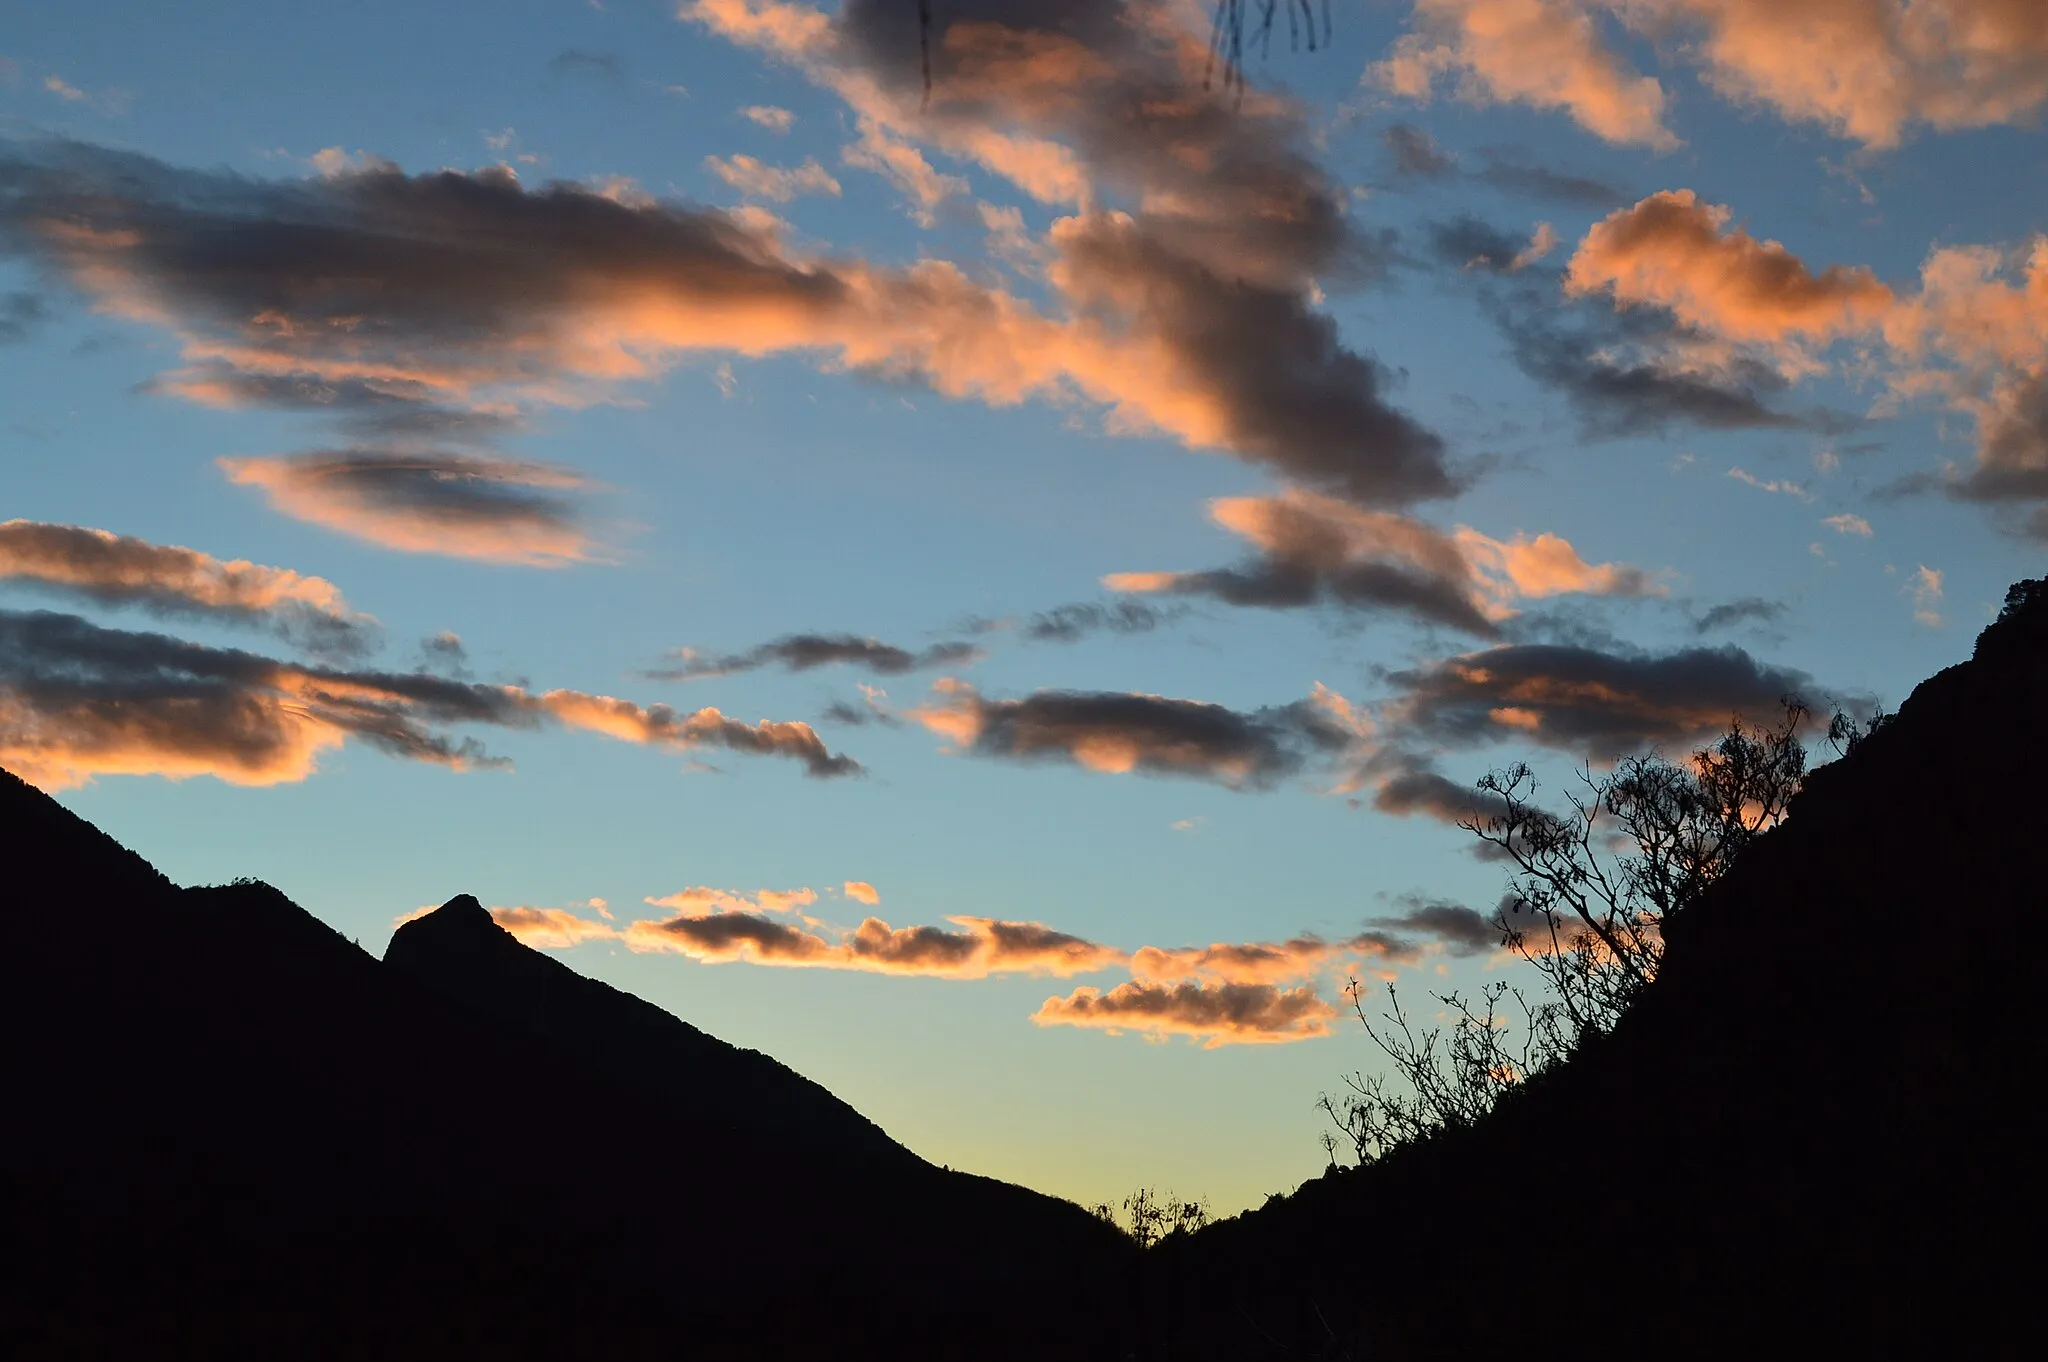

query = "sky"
[{"left": 3, "top": 0, "right": 2045, "bottom": 1216}]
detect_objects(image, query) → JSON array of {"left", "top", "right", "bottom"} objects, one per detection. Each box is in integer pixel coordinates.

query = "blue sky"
[{"left": 5, "top": 0, "right": 2044, "bottom": 1213}]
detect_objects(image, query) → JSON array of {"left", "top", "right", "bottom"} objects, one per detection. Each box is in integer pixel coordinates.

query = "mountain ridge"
[
  {"left": 1140, "top": 585, "right": 2045, "bottom": 1360},
  {"left": 0, "top": 768, "right": 1134, "bottom": 1361}
]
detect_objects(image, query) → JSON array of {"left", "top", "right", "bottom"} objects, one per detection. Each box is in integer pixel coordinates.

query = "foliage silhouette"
[
  {"left": 1322, "top": 698, "right": 1816, "bottom": 1168},
  {"left": 1090, "top": 1186, "right": 1213, "bottom": 1249}
]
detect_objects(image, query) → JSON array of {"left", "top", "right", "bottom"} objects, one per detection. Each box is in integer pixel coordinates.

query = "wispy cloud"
[
  {"left": 1905, "top": 565, "right": 1944, "bottom": 626},
  {"left": 218, "top": 451, "right": 602, "bottom": 566},
  {"left": 703, "top": 153, "right": 841, "bottom": 201},
  {"left": 647, "top": 633, "right": 980, "bottom": 681}
]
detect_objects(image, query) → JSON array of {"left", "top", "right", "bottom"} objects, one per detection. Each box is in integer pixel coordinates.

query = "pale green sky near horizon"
[{"left": 4, "top": 0, "right": 2043, "bottom": 1215}]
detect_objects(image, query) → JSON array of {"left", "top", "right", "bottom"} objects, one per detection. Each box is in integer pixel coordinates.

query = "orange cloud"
[
  {"left": 1629, "top": 0, "right": 2048, "bottom": 148},
  {"left": 740, "top": 104, "right": 797, "bottom": 133},
  {"left": 1031, "top": 979, "right": 1340, "bottom": 1048},
  {"left": 679, "top": 2, "right": 1458, "bottom": 506},
  {"left": 644, "top": 886, "right": 821, "bottom": 917},
  {"left": 489, "top": 905, "right": 622, "bottom": 949},
  {"left": 535, "top": 691, "right": 858, "bottom": 777},
  {"left": 842, "top": 880, "right": 880, "bottom": 906},
  {"left": 1107, "top": 489, "right": 1657, "bottom": 632},
  {"left": 1128, "top": 931, "right": 1417, "bottom": 988},
  {"left": 1378, "top": 1, "right": 2048, "bottom": 150},
  {"left": 0, "top": 608, "right": 859, "bottom": 790},
  {"left": 0, "top": 519, "right": 376, "bottom": 656},
  {"left": 703, "top": 153, "right": 842, "bottom": 201},
  {"left": 1566, "top": 190, "right": 1894, "bottom": 353},
  {"left": 1375, "top": 0, "right": 1676, "bottom": 149},
  {"left": 623, "top": 907, "right": 1124, "bottom": 978},
  {"left": 1, "top": 140, "right": 1452, "bottom": 511}
]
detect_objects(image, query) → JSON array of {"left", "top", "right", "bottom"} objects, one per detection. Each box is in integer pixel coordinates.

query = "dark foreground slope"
[
  {"left": 0, "top": 774, "right": 1132, "bottom": 1361},
  {"left": 1148, "top": 592, "right": 2047, "bottom": 1360}
]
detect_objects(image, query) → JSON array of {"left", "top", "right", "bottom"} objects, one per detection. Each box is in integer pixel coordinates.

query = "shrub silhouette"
[
  {"left": 1321, "top": 697, "right": 1824, "bottom": 1166},
  {"left": 1090, "top": 1186, "right": 1212, "bottom": 1249}
]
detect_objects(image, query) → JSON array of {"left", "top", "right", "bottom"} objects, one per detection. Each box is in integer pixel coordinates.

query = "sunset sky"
[{"left": 5, "top": 0, "right": 2045, "bottom": 1214}]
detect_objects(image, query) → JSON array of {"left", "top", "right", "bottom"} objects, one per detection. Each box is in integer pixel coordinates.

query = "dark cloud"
[
  {"left": 1474, "top": 151, "right": 1629, "bottom": 209},
  {"left": 2, "top": 135, "right": 1453, "bottom": 509},
  {"left": 640, "top": 910, "right": 828, "bottom": 964},
  {"left": 1692, "top": 597, "right": 1789, "bottom": 635},
  {"left": 0, "top": 608, "right": 859, "bottom": 789},
  {"left": 1052, "top": 213, "right": 1456, "bottom": 505},
  {"left": 0, "top": 138, "right": 846, "bottom": 400},
  {"left": 1368, "top": 897, "right": 1503, "bottom": 957},
  {"left": 1386, "top": 641, "right": 1821, "bottom": 755},
  {"left": 1031, "top": 979, "right": 1339, "bottom": 1047},
  {"left": 1016, "top": 600, "right": 1180, "bottom": 643},
  {"left": 910, "top": 680, "right": 1365, "bottom": 790},
  {"left": 418, "top": 631, "right": 470, "bottom": 677},
  {"left": 1426, "top": 216, "right": 1528, "bottom": 274},
  {"left": 0, "top": 519, "right": 379, "bottom": 659},
  {"left": 1367, "top": 754, "right": 1507, "bottom": 826},
  {"left": 1129, "top": 557, "right": 1498, "bottom": 635},
  {"left": 218, "top": 450, "right": 599, "bottom": 566},
  {"left": 1385, "top": 122, "right": 1457, "bottom": 179},
  {"left": 628, "top": 907, "right": 1123, "bottom": 977},
  {"left": 648, "top": 634, "right": 981, "bottom": 681},
  {"left": 1950, "top": 371, "right": 2048, "bottom": 513},
  {"left": 548, "top": 50, "right": 623, "bottom": 80},
  {"left": 0, "top": 289, "right": 45, "bottom": 343},
  {"left": 1869, "top": 469, "right": 1944, "bottom": 503},
  {"left": 1487, "top": 290, "right": 1816, "bottom": 436},
  {"left": 142, "top": 366, "right": 522, "bottom": 440},
  {"left": 835, "top": 0, "right": 1368, "bottom": 284}
]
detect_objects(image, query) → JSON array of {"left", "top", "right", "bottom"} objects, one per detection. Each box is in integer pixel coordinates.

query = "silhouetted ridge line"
[
  {"left": 0, "top": 770, "right": 1134, "bottom": 1361},
  {"left": 1146, "top": 578, "right": 2045, "bottom": 1361},
  {"left": 387, "top": 892, "right": 915, "bottom": 1167},
  {"left": 0, "top": 764, "right": 173, "bottom": 912}
]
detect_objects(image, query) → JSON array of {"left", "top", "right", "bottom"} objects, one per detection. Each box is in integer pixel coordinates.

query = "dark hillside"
[
  {"left": 0, "top": 768, "right": 1132, "bottom": 1361},
  {"left": 1148, "top": 590, "right": 2046, "bottom": 1360}
]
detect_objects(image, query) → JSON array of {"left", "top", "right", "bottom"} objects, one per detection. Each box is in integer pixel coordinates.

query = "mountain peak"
[{"left": 397, "top": 894, "right": 501, "bottom": 940}]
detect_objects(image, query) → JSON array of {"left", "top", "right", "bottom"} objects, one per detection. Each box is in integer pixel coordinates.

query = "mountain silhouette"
[
  {"left": 1142, "top": 585, "right": 2046, "bottom": 1360},
  {"left": 0, "top": 769, "right": 1132, "bottom": 1361},
  {"left": 9, "top": 584, "right": 2046, "bottom": 1359},
  {"left": 386, "top": 893, "right": 912, "bottom": 1168}
]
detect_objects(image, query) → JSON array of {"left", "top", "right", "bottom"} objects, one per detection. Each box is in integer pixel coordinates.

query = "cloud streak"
[
  {"left": 906, "top": 678, "right": 1370, "bottom": 790},
  {"left": 0, "top": 609, "right": 859, "bottom": 790},
  {"left": 218, "top": 451, "right": 602, "bottom": 566},
  {"left": 648, "top": 633, "right": 980, "bottom": 681},
  {"left": 1031, "top": 980, "right": 1339, "bottom": 1048},
  {"left": 0, "top": 520, "right": 377, "bottom": 657}
]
